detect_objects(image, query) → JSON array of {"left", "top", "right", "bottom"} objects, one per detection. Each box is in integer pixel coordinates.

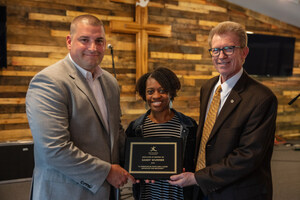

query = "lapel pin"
[{"left": 230, "top": 99, "right": 234, "bottom": 103}]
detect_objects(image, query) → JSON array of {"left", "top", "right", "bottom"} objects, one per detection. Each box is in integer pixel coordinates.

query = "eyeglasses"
[{"left": 208, "top": 46, "right": 241, "bottom": 57}]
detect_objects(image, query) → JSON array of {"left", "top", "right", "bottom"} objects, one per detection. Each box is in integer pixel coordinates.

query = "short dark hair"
[
  {"left": 136, "top": 67, "right": 181, "bottom": 101},
  {"left": 70, "top": 15, "right": 104, "bottom": 37}
]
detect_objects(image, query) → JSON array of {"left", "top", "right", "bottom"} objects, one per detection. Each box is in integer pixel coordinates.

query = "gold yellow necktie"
[{"left": 196, "top": 85, "right": 222, "bottom": 171}]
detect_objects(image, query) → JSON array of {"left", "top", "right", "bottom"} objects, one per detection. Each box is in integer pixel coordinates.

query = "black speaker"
[{"left": 0, "top": 142, "right": 34, "bottom": 182}]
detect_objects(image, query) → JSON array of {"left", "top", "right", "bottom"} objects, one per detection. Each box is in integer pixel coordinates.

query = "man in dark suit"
[
  {"left": 169, "top": 21, "right": 277, "bottom": 200},
  {"left": 26, "top": 15, "right": 134, "bottom": 200}
]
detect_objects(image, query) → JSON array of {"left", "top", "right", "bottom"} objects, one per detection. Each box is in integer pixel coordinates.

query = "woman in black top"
[{"left": 126, "top": 67, "right": 198, "bottom": 200}]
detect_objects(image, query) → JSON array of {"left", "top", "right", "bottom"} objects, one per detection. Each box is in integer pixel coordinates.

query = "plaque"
[{"left": 125, "top": 137, "right": 183, "bottom": 179}]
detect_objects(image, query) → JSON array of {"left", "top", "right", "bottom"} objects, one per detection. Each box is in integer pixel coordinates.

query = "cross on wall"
[{"left": 110, "top": 1, "right": 172, "bottom": 81}]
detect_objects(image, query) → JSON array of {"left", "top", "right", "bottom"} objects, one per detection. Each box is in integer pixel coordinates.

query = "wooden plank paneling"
[
  {"left": 0, "top": 113, "right": 28, "bottom": 125},
  {"left": 29, "top": 12, "right": 72, "bottom": 22},
  {"left": 67, "top": 10, "right": 134, "bottom": 22},
  {"left": 199, "top": 20, "right": 220, "bottom": 27},
  {"left": 0, "top": 86, "right": 28, "bottom": 93},
  {"left": 0, "top": 98, "right": 26, "bottom": 105},
  {"left": 165, "top": 3, "right": 209, "bottom": 14},
  {"left": 179, "top": 1, "right": 227, "bottom": 13},
  {"left": 0, "top": 71, "right": 37, "bottom": 77},
  {"left": 151, "top": 52, "right": 202, "bottom": 60},
  {"left": 0, "top": 0, "right": 300, "bottom": 142},
  {"left": 7, "top": 44, "right": 68, "bottom": 53},
  {"left": 0, "top": 129, "right": 32, "bottom": 142}
]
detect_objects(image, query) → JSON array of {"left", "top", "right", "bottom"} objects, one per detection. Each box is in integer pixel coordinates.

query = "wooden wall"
[{"left": 0, "top": 0, "right": 299, "bottom": 142}]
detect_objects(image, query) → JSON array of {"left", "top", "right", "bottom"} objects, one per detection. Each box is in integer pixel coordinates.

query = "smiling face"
[
  {"left": 211, "top": 32, "right": 249, "bottom": 82},
  {"left": 66, "top": 22, "right": 106, "bottom": 73},
  {"left": 145, "top": 77, "right": 170, "bottom": 114}
]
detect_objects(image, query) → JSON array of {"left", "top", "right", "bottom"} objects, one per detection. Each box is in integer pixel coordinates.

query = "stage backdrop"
[{"left": 0, "top": 0, "right": 299, "bottom": 142}]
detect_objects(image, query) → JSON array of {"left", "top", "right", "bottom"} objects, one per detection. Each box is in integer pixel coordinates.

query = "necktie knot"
[{"left": 216, "top": 85, "right": 222, "bottom": 95}]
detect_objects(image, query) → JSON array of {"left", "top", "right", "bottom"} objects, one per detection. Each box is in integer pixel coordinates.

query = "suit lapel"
[
  {"left": 208, "top": 72, "right": 248, "bottom": 141},
  {"left": 99, "top": 75, "right": 113, "bottom": 132},
  {"left": 64, "top": 56, "right": 110, "bottom": 133},
  {"left": 200, "top": 78, "right": 219, "bottom": 126},
  {"left": 99, "top": 74, "right": 116, "bottom": 150},
  {"left": 208, "top": 90, "right": 241, "bottom": 140}
]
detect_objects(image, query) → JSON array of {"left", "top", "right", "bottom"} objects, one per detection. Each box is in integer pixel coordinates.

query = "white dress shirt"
[
  {"left": 206, "top": 68, "right": 243, "bottom": 117},
  {"left": 69, "top": 54, "right": 109, "bottom": 132}
]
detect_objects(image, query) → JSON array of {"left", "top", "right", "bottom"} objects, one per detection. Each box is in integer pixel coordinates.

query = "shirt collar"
[
  {"left": 216, "top": 67, "right": 243, "bottom": 94},
  {"left": 68, "top": 53, "right": 103, "bottom": 81}
]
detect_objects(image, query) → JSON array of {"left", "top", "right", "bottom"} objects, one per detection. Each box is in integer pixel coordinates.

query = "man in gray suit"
[{"left": 26, "top": 14, "right": 134, "bottom": 200}]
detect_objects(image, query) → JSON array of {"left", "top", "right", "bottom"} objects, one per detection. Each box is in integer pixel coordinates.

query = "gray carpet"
[{"left": 271, "top": 142, "right": 300, "bottom": 200}]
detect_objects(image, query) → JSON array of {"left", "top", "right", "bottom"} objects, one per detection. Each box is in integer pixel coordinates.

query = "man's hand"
[
  {"left": 168, "top": 172, "right": 197, "bottom": 187},
  {"left": 106, "top": 164, "right": 135, "bottom": 188}
]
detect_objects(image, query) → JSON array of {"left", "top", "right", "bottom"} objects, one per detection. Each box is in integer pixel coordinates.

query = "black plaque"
[{"left": 125, "top": 137, "right": 183, "bottom": 179}]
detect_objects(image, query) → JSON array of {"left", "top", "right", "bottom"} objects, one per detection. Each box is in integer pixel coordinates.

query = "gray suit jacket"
[{"left": 26, "top": 55, "right": 125, "bottom": 200}]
